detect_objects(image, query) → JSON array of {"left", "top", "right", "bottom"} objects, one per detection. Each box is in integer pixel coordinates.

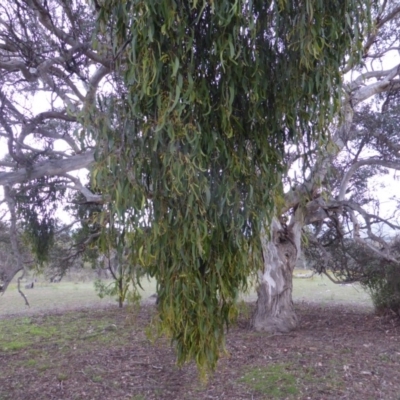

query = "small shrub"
[
  {"left": 305, "top": 234, "right": 400, "bottom": 317},
  {"left": 362, "top": 264, "right": 400, "bottom": 316}
]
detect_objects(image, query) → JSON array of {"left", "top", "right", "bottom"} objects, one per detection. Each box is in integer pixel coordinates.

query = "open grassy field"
[
  {"left": 0, "top": 271, "right": 372, "bottom": 317},
  {"left": 0, "top": 277, "right": 157, "bottom": 316},
  {"left": 245, "top": 271, "right": 373, "bottom": 309},
  {"left": 1, "top": 273, "right": 398, "bottom": 400}
]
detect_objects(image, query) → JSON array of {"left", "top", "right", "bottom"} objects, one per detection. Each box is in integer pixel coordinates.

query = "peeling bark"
[{"left": 252, "top": 214, "right": 303, "bottom": 333}]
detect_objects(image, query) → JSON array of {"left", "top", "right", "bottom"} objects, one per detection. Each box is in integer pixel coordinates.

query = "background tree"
[
  {"left": 0, "top": 0, "right": 109, "bottom": 291},
  {"left": 303, "top": 96, "right": 400, "bottom": 316},
  {"left": 251, "top": 1, "right": 400, "bottom": 333}
]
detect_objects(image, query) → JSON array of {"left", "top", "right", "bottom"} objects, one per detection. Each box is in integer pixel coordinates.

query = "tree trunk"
[
  {"left": 252, "top": 214, "right": 302, "bottom": 333},
  {"left": 118, "top": 278, "right": 124, "bottom": 308}
]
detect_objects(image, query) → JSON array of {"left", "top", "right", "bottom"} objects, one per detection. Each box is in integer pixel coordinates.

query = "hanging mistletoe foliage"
[
  {"left": 94, "top": 0, "right": 372, "bottom": 371},
  {"left": 16, "top": 177, "right": 66, "bottom": 264}
]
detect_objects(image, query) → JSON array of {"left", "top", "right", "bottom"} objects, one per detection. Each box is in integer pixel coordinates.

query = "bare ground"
[{"left": 0, "top": 302, "right": 399, "bottom": 400}]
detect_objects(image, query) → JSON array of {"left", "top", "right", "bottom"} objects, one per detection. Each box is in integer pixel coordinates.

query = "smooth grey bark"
[{"left": 0, "top": 151, "right": 95, "bottom": 187}]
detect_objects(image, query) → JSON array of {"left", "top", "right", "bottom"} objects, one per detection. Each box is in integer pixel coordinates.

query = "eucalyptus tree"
[
  {"left": 304, "top": 96, "right": 400, "bottom": 316},
  {"left": 2, "top": 0, "right": 399, "bottom": 374},
  {"left": 251, "top": 1, "right": 400, "bottom": 333},
  {"left": 96, "top": 0, "right": 373, "bottom": 370},
  {"left": 0, "top": 0, "right": 110, "bottom": 290}
]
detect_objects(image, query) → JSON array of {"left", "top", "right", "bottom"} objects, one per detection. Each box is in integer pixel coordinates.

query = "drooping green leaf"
[{"left": 94, "top": 0, "right": 373, "bottom": 373}]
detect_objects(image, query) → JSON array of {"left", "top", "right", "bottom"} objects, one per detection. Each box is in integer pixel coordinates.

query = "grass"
[
  {"left": 241, "top": 270, "right": 373, "bottom": 308},
  {"left": 24, "top": 359, "right": 37, "bottom": 368},
  {"left": 0, "top": 307, "right": 134, "bottom": 358},
  {"left": 2, "top": 340, "right": 29, "bottom": 351},
  {"left": 37, "top": 364, "right": 51, "bottom": 372},
  {"left": 0, "top": 277, "right": 157, "bottom": 317},
  {"left": 0, "top": 316, "right": 62, "bottom": 352},
  {"left": 239, "top": 364, "right": 299, "bottom": 398},
  {"left": 0, "top": 300, "right": 397, "bottom": 399},
  {"left": 239, "top": 361, "right": 346, "bottom": 399},
  {"left": 57, "top": 372, "right": 69, "bottom": 382},
  {"left": 0, "top": 270, "right": 372, "bottom": 318},
  {"left": 293, "top": 273, "right": 372, "bottom": 307},
  {"left": 0, "top": 306, "right": 152, "bottom": 399}
]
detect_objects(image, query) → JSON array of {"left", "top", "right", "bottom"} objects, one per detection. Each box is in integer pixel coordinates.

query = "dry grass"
[
  {"left": 0, "top": 270, "right": 372, "bottom": 317},
  {"left": 0, "top": 278, "right": 157, "bottom": 317}
]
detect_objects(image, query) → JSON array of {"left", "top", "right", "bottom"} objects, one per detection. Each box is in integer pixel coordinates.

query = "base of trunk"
[
  {"left": 251, "top": 216, "right": 301, "bottom": 333},
  {"left": 252, "top": 282, "right": 298, "bottom": 333}
]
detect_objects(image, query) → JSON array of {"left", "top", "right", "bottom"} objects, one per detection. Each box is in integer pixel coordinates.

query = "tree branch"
[
  {"left": 0, "top": 150, "right": 95, "bottom": 186},
  {"left": 62, "top": 173, "right": 104, "bottom": 203},
  {"left": 17, "top": 270, "right": 30, "bottom": 307},
  {"left": 2, "top": 185, "right": 26, "bottom": 295},
  {"left": 339, "top": 158, "right": 400, "bottom": 201}
]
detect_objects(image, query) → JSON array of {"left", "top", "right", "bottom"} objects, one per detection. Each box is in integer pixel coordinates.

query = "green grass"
[
  {"left": 0, "top": 316, "right": 61, "bottom": 351},
  {"left": 2, "top": 340, "right": 29, "bottom": 351},
  {"left": 0, "top": 309, "right": 140, "bottom": 398},
  {"left": 239, "top": 361, "right": 345, "bottom": 398},
  {"left": 23, "top": 359, "right": 37, "bottom": 368},
  {"left": 91, "top": 375, "right": 102, "bottom": 383},
  {"left": 37, "top": 364, "right": 52, "bottom": 372},
  {"left": 0, "top": 308, "right": 134, "bottom": 359},
  {"left": 239, "top": 364, "right": 299, "bottom": 398}
]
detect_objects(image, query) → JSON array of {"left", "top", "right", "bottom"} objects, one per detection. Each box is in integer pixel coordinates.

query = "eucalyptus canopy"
[
  {"left": 4, "top": 0, "right": 399, "bottom": 373},
  {"left": 95, "top": 0, "right": 372, "bottom": 369}
]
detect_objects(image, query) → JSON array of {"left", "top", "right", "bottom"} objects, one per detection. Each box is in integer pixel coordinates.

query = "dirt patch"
[{"left": 0, "top": 302, "right": 399, "bottom": 400}]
